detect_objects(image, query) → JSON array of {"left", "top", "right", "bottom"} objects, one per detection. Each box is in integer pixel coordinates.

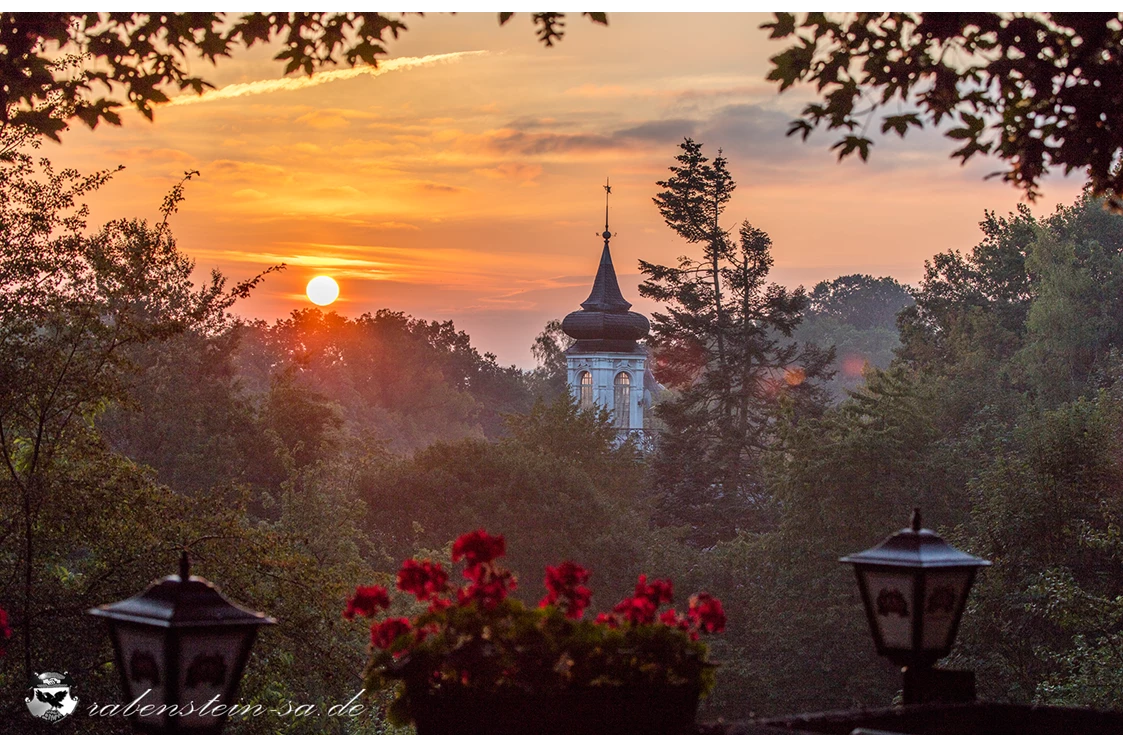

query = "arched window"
[
  {"left": 614, "top": 371, "right": 631, "bottom": 429},
  {"left": 579, "top": 371, "right": 593, "bottom": 410}
]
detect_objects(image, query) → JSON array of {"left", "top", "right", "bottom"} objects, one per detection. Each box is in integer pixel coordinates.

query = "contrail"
[{"left": 167, "top": 50, "right": 486, "bottom": 107}]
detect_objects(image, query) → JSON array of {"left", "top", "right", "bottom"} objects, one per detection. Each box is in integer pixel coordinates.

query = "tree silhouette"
[
  {"left": 1, "top": 12, "right": 607, "bottom": 141},
  {"left": 641, "top": 139, "right": 833, "bottom": 544},
  {"left": 765, "top": 13, "right": 1123, "bottom": 207}
]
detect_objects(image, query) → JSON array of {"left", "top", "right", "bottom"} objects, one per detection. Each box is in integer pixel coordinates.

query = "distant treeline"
[{"left": 6, "top": 130, "right": 1123, "bottom": 732}]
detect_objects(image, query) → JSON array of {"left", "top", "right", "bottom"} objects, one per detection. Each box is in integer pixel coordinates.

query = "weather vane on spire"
[{"left": 602, "top": 177, "right": 612, "bottom": 241}]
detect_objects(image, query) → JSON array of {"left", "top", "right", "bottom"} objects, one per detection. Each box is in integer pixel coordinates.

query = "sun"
[{"left": 306, "top": 275, "right": 340, "bottom": 306}]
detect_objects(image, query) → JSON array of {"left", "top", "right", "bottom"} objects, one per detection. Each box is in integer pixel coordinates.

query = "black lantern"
[
  {"left": 840, "top": 509, "right": 990, "bottom": 670},
  {"left": 88, "top": 552, "right": 275, "bottom": 733}
]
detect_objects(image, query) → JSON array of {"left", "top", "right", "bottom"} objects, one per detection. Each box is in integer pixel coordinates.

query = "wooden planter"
[{"left": 407, "top": 684, "right": 701, "bottom": 734}]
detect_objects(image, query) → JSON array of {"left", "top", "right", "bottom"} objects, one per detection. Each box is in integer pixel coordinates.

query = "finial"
[
  {"left": 602, "top": 177, "right": 612, "bottom": 241},
  {"left": 179, "top": 549, "right": 191, "bottom": 581},
  {"left": 910, "top": 507, "right": 922, "bottom": 532}
]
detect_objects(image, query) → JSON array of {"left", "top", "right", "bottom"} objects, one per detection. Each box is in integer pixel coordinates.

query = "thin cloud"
[
  {"left": 167, "top": 51, "right": 487, "bottom": 107},
  {"left": 473, "top": 162, "right": 543, "bottom": 184},
  {"left": 416, "top": 181, "right": 464, "bottom": 193}
]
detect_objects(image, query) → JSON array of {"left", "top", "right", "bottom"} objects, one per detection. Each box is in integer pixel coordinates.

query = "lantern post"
[
  {"left": 88, "top": 552, "right": 275, "bottom": 733},
  {"left": 841, "top": 509, "right": 990, "bottom": 704}
]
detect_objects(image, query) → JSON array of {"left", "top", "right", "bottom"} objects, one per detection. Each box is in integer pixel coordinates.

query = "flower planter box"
[
  {"left": 408, "top": 684, "right": 701, "bottom": 734},
  {"left": 346, "top": 531, "right": 726, "bottom": 735}
]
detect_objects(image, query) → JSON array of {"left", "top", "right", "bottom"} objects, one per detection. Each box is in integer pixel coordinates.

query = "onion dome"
[{"left": 562, "top": 230, "right": 650, "bottom": 353}]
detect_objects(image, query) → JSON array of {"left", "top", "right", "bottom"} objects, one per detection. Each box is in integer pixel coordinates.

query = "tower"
[{"left": 561, "top": 180, "right": 650, "bottom": 434}]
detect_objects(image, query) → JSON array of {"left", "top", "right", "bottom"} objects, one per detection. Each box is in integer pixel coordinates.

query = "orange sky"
[{"left": 45, "top": 13, "right": 1086, "bottom": 368}]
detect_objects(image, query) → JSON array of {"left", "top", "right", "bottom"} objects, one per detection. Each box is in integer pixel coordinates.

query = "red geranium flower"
[
  {"left": 371, "top": 617, "right": 413, "bottom": 652},
  {"left": 634, "top": 574, "right": 674, "bottom": 606},
  {"left": 343, "top": 585, "right": 390, "bottom": 620},
  {"left": 613, "top": 595, "right": 657, "bottom": 626},
  {"left": 458, "top": 564, "right": 517, "bottom": 610},
  {"left": 688, "top": 592, "right": 726, "bottom": 634},
  {"left": 540, "top": 562, "right": 592, "bottom": 619},
  {"left": 452, "top": 529, "right": 506, "bottom": 567},
  {"left": 397, "top": 559, "right": 449, "bottom": 602},
  {"left": 594, "top": 612, "right": 619, "bottom": 628},
  {"left": 0, "top": 607, "right": 10, "bottom": 657},
  {"left": 660, "top": 608, "right": 697, "bottom": 640}
]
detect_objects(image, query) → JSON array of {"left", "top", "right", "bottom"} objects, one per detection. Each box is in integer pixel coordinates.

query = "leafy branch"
[{"left": 763, "top": 12, "right": 1123, "bottom": 208}]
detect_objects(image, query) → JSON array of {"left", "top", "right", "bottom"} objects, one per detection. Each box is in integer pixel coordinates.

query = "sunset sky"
[{"left": 47, "top": 13, "right": 1086, "bottom": 368}]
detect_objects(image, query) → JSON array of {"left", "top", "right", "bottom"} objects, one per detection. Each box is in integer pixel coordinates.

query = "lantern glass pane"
[
  {"left": 921, "top": 569, "right": 972, "bottom": 650},
  {"left": 115, "top": 624, "right": 167, "bottom": 727},
  {"left": 176, "top": 629, "right": 252, "bottom": 730},
  {"left": 864, "top": 569, "right": 914, "bottom": 650}
]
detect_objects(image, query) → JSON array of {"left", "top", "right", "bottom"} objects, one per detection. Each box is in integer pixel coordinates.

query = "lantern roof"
[
  {"left": 840, "top": 509, "right": 992, "bottom": 570},
  {"left": 88, "top": 552, "right": 275, "bottom": 629}
]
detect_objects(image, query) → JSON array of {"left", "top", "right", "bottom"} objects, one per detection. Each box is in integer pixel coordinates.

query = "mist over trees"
[
  {"left": 6, "top": 115, "right": 1123, "bottom": 733},
  {"left": 794, "top": 274, "right": 913, "bottom": 399}
]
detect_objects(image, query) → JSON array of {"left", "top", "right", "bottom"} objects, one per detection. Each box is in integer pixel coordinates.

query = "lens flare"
[{"left": 783, "top": 367, "right": 806, "bottom": 386}]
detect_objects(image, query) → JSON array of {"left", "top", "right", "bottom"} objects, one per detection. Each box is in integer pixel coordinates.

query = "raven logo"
[{"left": 26, "top": 671, "right": 78, "bottom": 723}]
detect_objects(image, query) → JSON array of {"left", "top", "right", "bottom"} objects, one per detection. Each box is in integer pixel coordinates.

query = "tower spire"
[
  {"left": 562, "top": 179, "right": 651, "bottom": 437},
  {"left": 576, "top": 178, "right": 629, "bottom": 313}
]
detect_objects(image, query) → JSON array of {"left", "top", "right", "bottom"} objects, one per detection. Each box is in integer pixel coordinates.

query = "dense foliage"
[
  {"left": 1, "top": 12, "right": 606, "bottom": 142},
  {"left": 6, "top": 122, "right": 1123, "bottom": 733},
  {"left": 0, "top": 139, "right": 373, "bottom": 732},
  {"left": 764, "top": 13, "right": 1123, "bottom": 206},
  {"left": 794, "top": 274, "right": 913, "bottom": 399}
]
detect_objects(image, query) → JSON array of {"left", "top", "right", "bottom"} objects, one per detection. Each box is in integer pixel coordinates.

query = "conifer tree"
[{"left": 640, "top": 139, "right": 833, "bottom": 544}]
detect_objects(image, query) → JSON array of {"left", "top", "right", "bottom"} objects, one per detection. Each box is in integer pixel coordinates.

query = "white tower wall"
[{"left": 567, "top": 350, "right": 646, "bottom": 434}]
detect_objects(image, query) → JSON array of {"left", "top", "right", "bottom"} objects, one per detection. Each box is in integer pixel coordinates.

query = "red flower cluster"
[
  {"left": 613, "top": 596, "right": 657, "bottom": 625},
  {"left": 540, "top": 561, "right": 592, "bottom": 619},
  {"left": 343, "top": 585, "right": 390, "bottom": 620},
  {"left": 371, "top": 617, "right": 412, "bottom": 652},
  {"left": 606, "top": 574, "right": 675, "bottom": 625},
  {"left": 688, "top": 593, "right": 726, "bottom": 634},
  {"left": 634, "top": 575, "right": 673, "bottom": 606},
  {"left": 346, "top": 531, "right": 520, "bottom": 658},
  {"left": 346, "top": 530, "right": 727, "bottom": 678},
  {"left": 458, "top": 562, "right": 517, "bottom": 610},
  {"left": 452, "top": 529, "right": 506, "bottom": 566},
  {"left": 448, "top": 529, "right": 516, "bottom": 610},
  {"left": 398, "top": 559, "right": 449, "bottom": 602},
  {"left": 596, "top": 575, "right": 724, "bottom": 640}
]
